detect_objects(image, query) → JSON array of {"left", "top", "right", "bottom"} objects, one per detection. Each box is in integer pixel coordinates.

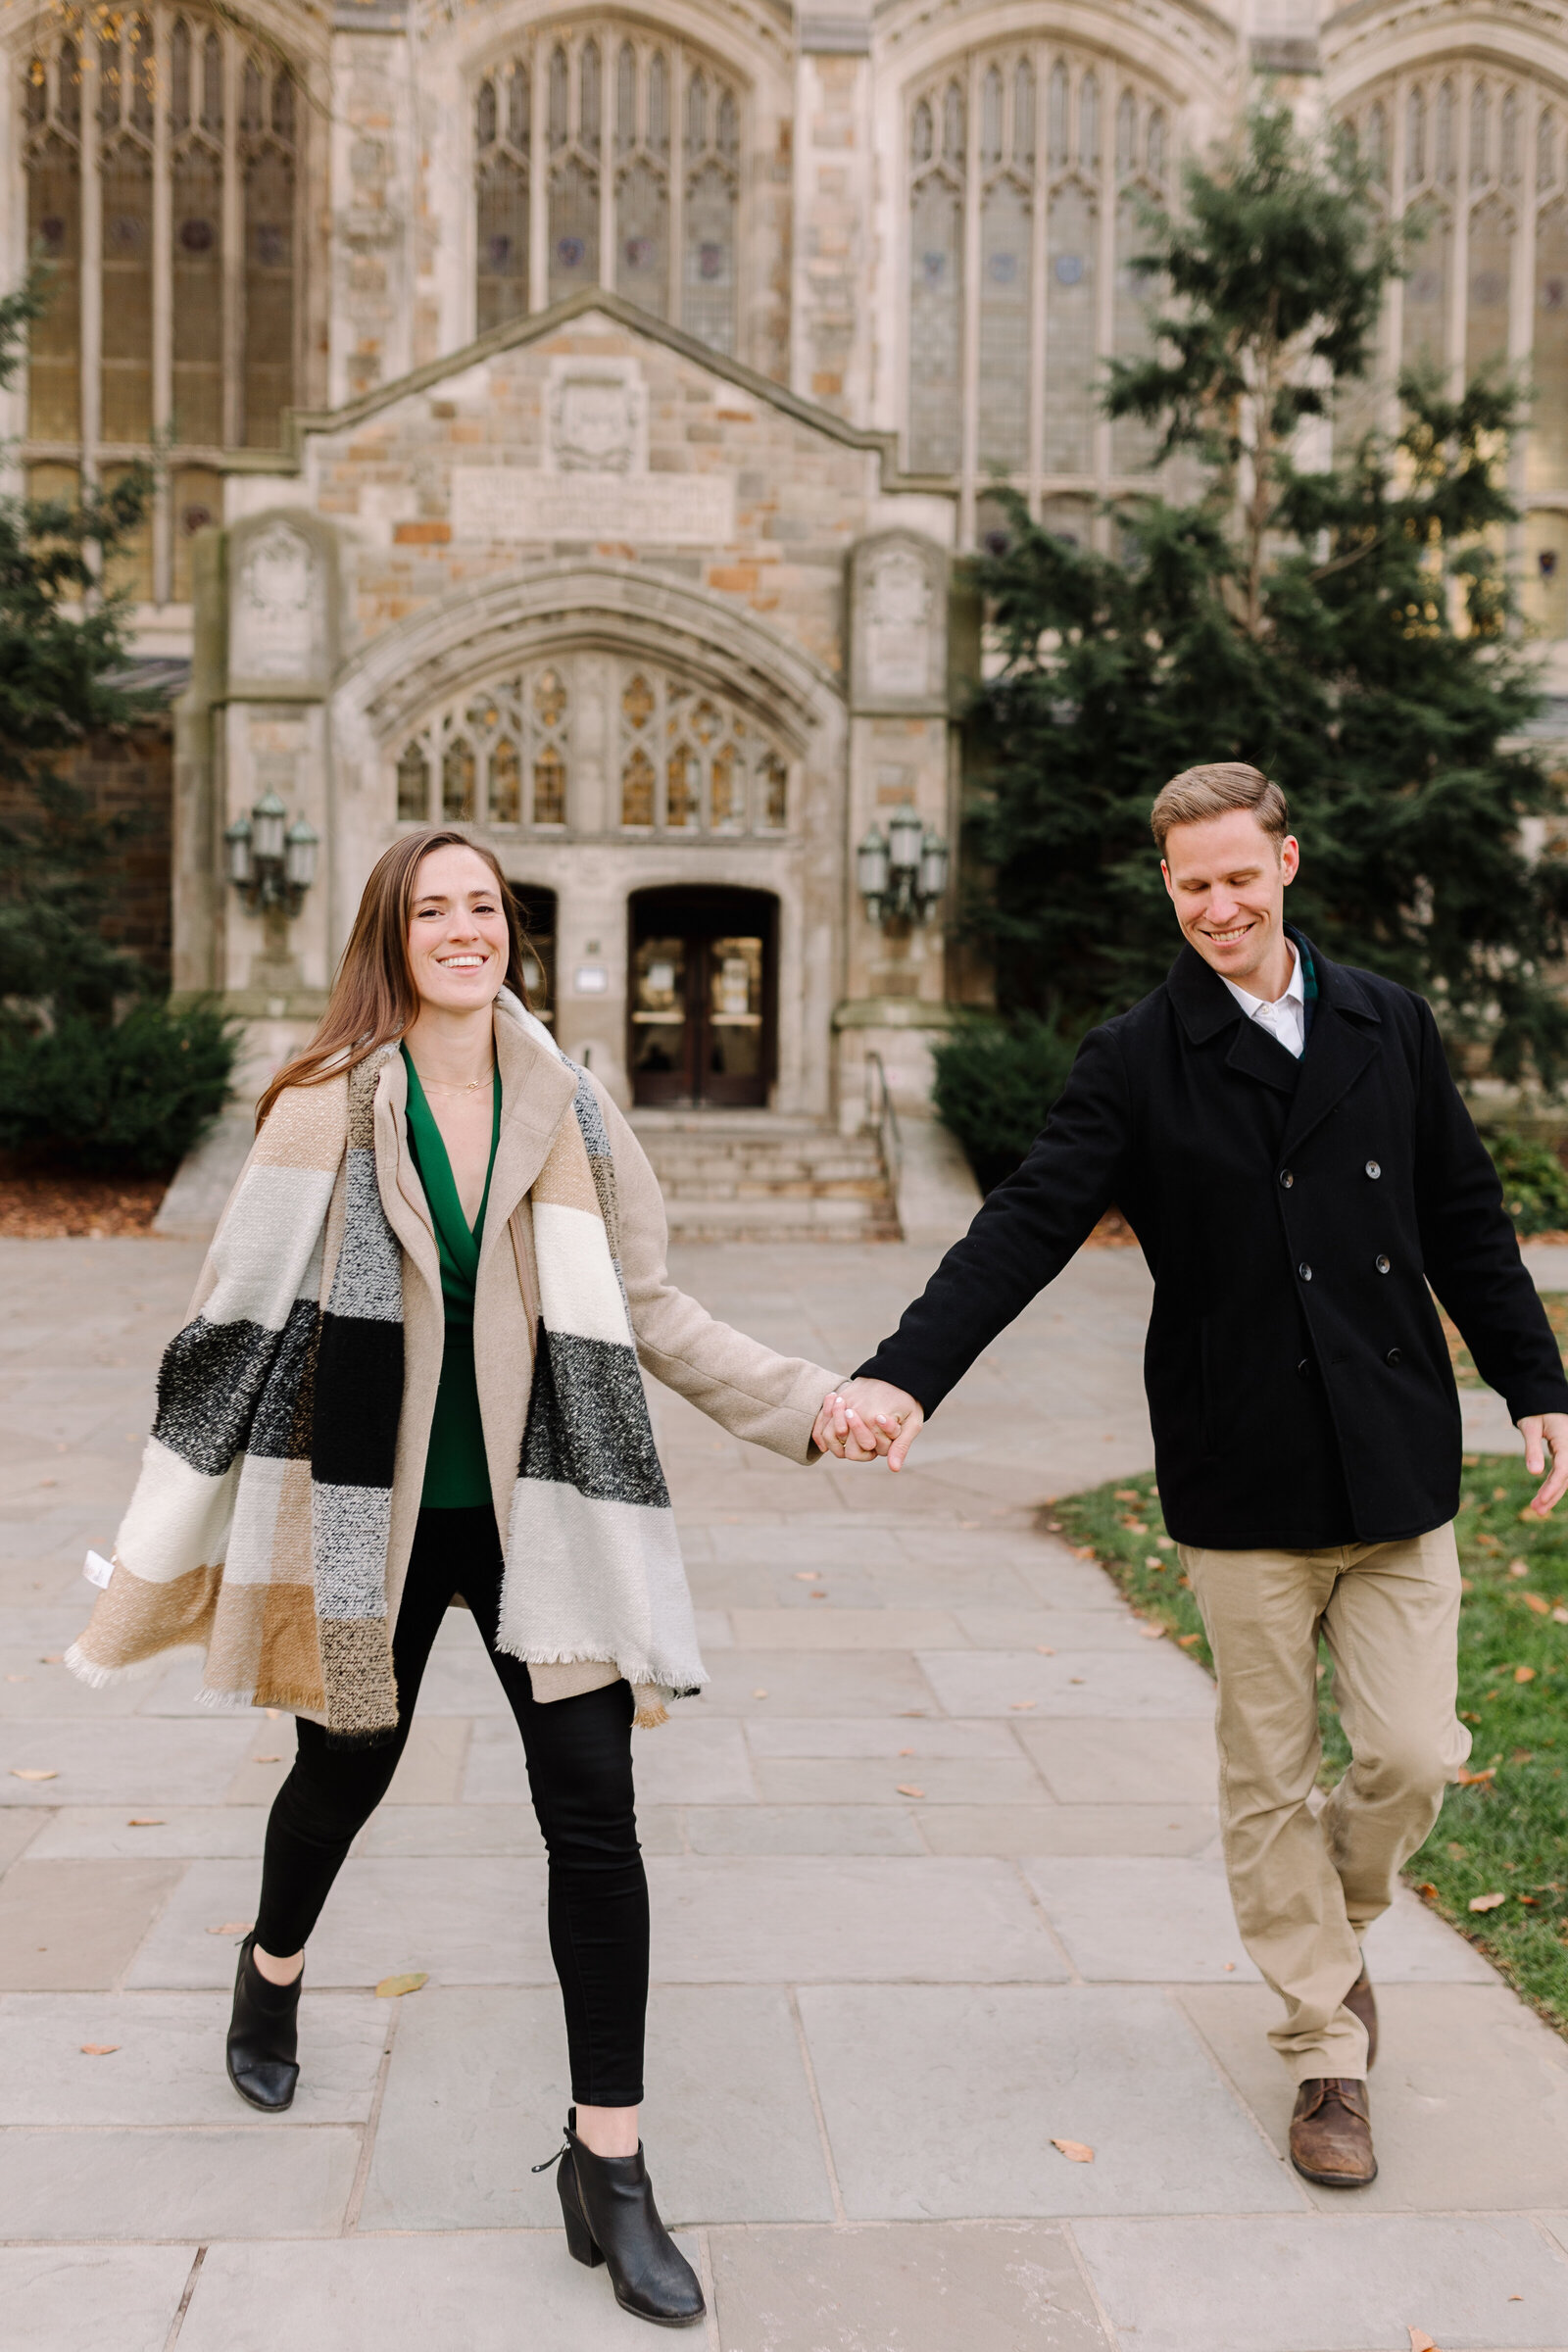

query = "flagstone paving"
[{"left": 4, "top": 1233, "right": 1568, "bottom": 2350}]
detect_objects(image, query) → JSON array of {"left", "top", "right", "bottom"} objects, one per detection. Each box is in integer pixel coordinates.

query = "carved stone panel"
[
  {"left": 227, "top": 512, "right": 337, "bottom": 697},
  {"left": 850, "top": 532, "right": 949, "bottom": 712},
  {"left": 545, "top": 355, "right": 649, "bottom": 476}
]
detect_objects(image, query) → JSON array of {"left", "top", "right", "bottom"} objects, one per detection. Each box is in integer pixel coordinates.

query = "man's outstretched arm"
[{"left": 822, "top": 1024, "right": 1134, "bottom": 1465}]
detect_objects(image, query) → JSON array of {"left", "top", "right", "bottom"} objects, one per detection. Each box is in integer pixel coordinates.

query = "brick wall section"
[
  {"left": 0, "top": 727, "right": 174, "bottom": 984},
  {"left": 313, "top": 322, "right": 879, "bottom": 678}
]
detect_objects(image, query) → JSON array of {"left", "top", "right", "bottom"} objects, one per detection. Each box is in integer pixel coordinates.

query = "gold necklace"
[{"left": 416, "top": 1064, "right": 496, "bottom": 1095}]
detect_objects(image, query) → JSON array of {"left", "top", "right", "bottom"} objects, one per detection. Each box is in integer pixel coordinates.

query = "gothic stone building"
[{"left": 4, "top": 0, "right": 1568, "bottom": 1144}]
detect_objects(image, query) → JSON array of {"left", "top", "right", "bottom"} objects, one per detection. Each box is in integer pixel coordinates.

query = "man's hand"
[
  {"left": 812, "top": 1379, "right": 925, "bottom": 1471},
  {"left": 1517, "top": 1412, "right": 1568, "bottom": 1516}
]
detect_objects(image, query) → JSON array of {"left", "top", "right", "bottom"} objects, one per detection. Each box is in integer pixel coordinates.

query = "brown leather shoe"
[
  {"left": 1290, "top": 2078, "right": 1377, "bottom": 2186},
  {"left": 1344, "top": 1959, "right": 1378, "bottom": 2069}
]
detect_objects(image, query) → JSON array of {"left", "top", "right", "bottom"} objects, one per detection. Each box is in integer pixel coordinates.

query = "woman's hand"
[{"left": 812, "top": 1381, "right": 926, "bottom": 1470}]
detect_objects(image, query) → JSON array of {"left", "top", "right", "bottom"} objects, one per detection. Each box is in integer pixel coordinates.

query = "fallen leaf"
[
  {"left": 1138, "top": 1623, "right": 1165, "bottom": 1640},
  {"left": 1554, "top": 1607, "right": 1568, "bottom": 1625},
  {"left": 1524, "top": 1592, "right": 1551, "bottom": 1614},
  {"left": 79, "top": 2043, "right": 119, "bottom": 2056},
  {"left": 1469, "top": 1890, "right": 1506, "bottom": 1912},
  {"left": 1113, "top": 1489, "right": 1140, "bottom": 1502},
  {"left": 1508, "top": 1556, "right": 1530, "bottom": 1575},
  {"left": 1514, "top": 1666, "right": 1537, "bottom": 1683},
  {"left": 752, "top": 1689, "right": 768, "bottom": 1699},
  {"left": 1519, "top": 1893, "right": 1540, "bottom": 1905},
  {"left": 1156, "top": 1536, "right": 1174, "bottom": 1549},
  {"left": 1414, "top": 1882, "right": 1439, "bottom": 1899},
  {"left": 126, "top": 1818, "right": 164, "bottom": 1828},
  {"left": 898, "top": 1746, "right": 914, "bottom": 1756},
  {"left": 1517, "top": 1509, "right": 1540, "bottom": 1525},
  {"left": 1068, "top": 1676, "right": 1085, "bottom": 1686},
  {"left": 39, "top": 1654, "right": 63, "bottom": 1664},
  {"left": 1051, "top": 2137, "right": 1095, "bottom": 2164},
  {"left": 1456, "top": 1766, "right": 1495, "bottom": 1785},
  {"left": 1407, "top": 2330, "right": 1437, "bottom": 2352},
  {"left": 1178, "top": 1634, "right": 1201, "bottom": 1648},
  {"left": 1145, "top": 1555, "right": 1163, "bottom": 1569},
  {"left": 792, "top": 1570, "right": 817, "bottom": 1582},
  {"left": 1009, "top": 1699, "right": 1037, "bottom": 1711},
  {"left": 809, "top": 1591, "right": 828, "bottom": 1600},
  {"left": 10, "top": 1769, "right": 57, "bottom": 1782},
  {"left": 252, "top": 1753, "right": 283, "bottom": 1762},
  {"left": 4, "top": 1674, "right": 27, "bottom": 1683},
  {"left": 896, "top": 1783, "right": 925, "bottom": 1798},
  {"left": 375, "top": 1971, "right": 428, "bottom": 1999},
  {"left": 1223, "top": 1961, "right": 1236, "bottom": 1972},
  {"left": 265, "top": 1708, "right": 280, "bottom": 1719},
  {"left": 207, "top": 1921, "right": 253, "bottom": 1936}
]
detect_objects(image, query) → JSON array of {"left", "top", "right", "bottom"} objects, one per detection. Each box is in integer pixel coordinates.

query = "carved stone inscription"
[{"left": 451, "top": 467, "right": 735, "bottom": 545}]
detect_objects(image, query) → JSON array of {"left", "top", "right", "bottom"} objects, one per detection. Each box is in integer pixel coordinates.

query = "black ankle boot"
[
  {"left": 225, "top": 1933, "right": 302, "bottom": 2113},
  {"left": 550, "top": 2109, "right": 704, "bottom": 2327}
]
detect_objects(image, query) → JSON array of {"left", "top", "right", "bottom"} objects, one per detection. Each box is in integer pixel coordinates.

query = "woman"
[{"left": 68, "top": 828, "right": 868, "bottom": 2328}]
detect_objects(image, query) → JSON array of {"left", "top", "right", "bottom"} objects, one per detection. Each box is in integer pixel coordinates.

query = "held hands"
[
  {"left": 812, "top": 1379, "right": 925, "bottom": 1472},
  {"left": 1517, "top": 1412, "right": 1568, "bottom": 1516}
]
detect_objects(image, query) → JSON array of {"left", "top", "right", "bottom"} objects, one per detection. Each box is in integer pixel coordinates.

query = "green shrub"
[
  {"left": 0, "top": 999, "right": 239, "bottom": 1175},
  {"left": 931, "top": 1014, "right": 1082, "bottom": 1193},
  {"left": 1483, "top": 1130, "right": 1568, "bottom": 1237}
]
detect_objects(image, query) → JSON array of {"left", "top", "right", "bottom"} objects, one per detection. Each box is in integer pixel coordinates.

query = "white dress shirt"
[{"left": 1221, "top": 940, "right": 1305, "bottom": 1059}]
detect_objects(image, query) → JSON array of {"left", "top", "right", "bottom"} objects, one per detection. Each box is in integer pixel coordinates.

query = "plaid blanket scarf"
[{"left": 67, "top": 1011, "right": 700, "bottom": 1737}]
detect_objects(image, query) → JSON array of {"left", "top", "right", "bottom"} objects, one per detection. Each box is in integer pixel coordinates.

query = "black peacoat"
[{"left": 857, "top": 933, "right": 1568, "bottom": 1549}]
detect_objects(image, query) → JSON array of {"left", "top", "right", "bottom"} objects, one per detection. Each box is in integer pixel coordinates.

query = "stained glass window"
[
  {"left": 392, "top": 662, "right": 788, "bottom": 837},
  {"left": 906, "top": 45, "right": 1172, "bottom": 533},
  {"left": 485, "top": 25, "right": 738, "bottom": 354},
  {"left": 1336, "top": 69, "right": 1568, "bottom": 641},
  {"left": 20, "top": 13, "right": 300, "bottom": 602}
]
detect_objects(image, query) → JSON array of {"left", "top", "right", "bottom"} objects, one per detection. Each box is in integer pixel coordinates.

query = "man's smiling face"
[{"left": 1160, "top": 806, "right": 1300, "bottom": 992}]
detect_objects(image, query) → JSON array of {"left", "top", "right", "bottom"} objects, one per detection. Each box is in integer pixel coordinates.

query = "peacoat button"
[
  {"left": 1280, "top": 1169, "right": 1294, "bottom": 1189},
  {"left": 1376, "top": 1254, "right": 1391, "bottom": 1274},
  {"left": 1298, "top": 1262, "right": 1312, "bottom": 1282},
  {"left": 1297, "top": 1357, "right": 1313, "bottom": 1380},
  {"left": 1386, "top": 1347, "right": 1403, "bottom": 1366},
  {"left": 1365, "top": 1159, "right": 1382, "bottom": 1179}
]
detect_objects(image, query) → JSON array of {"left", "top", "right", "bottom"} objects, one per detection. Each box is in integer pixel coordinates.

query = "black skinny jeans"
[{"left": 254, "top": 1505, "right": 648, "bottom": 2106}]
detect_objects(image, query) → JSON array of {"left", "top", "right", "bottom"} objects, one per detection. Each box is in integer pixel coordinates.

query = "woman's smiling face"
[{"left": 406, "top": 843, "right": 511, "bottom": 1012}]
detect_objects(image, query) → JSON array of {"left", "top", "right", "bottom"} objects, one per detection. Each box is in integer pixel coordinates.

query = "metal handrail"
[{"left": 863, "top": 1049, "right": 903, "bottom": 1186}]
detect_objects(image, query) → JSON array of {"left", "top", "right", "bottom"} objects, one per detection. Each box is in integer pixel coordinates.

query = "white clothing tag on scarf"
[{"left": 83, "top": 1549, "right": 114, "bottom": 1591}]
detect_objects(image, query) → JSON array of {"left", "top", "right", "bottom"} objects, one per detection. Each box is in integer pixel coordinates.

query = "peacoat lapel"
[
  {"left": 1164, "top": 942, "right": 1298, "bottom": 1097},
  {"left": 1276, "top": 939, "right": 1381, "bottom": 1160}
]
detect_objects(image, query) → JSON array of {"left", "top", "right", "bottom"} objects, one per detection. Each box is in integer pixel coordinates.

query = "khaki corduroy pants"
[{"left": 1180, "top": 1524, "right": 1471, "bottom": 2081}]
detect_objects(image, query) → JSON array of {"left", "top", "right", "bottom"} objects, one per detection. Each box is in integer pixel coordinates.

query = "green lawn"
[{"left": 1051, "top": 1457, "right": 1568, "bottom": 2037}]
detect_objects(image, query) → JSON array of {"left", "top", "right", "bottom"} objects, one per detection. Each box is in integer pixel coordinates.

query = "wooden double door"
[{"left": 629, "top": 888, "right": 776, "bottom": 1108}]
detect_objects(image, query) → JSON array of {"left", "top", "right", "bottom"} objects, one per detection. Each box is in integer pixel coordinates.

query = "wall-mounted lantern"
[
  {"left": 225, "top": 792, "right": 319, "bottom": 917},
  {"left": 857, "top": 806, "right": 949, "bottom": 927}
]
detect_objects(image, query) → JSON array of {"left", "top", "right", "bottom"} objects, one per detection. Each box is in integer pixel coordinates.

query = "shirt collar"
[{"left": 1223, "top": 938, "right": 1301, "bottom": 1019}]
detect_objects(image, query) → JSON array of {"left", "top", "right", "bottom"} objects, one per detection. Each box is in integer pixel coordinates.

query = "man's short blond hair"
[{"left": 1151, "top": 762, "right": 1290, "bottom": 857}]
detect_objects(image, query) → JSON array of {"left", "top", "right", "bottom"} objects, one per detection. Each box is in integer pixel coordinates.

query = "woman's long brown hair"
[{"left": 255, "top": 828, "right": 534, "bottom": 1129}]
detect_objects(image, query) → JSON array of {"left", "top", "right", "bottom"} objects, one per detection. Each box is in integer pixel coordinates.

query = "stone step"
[{"left": 629, "top": 1108, "right": 899, "bottom": 1243}]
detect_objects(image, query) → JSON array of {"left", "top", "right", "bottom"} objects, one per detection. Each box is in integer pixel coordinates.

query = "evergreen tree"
[
  {"left": 0, "top": 272, "right": 157, "bottom": 1019},
  {"left": 965, "top": 104, "right": 1568, "bottom": 1086}
]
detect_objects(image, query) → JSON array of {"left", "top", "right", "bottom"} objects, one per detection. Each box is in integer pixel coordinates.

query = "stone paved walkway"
[{"left": 4, "top": 1235, "right": 1568, "bottom": 2352}]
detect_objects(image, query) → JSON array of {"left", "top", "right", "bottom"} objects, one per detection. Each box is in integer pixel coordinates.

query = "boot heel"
[{"left": 558, "top": 2158, "right": 604, "bottom": 2268}]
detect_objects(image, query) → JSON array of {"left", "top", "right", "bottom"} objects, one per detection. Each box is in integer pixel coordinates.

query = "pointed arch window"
[
  {"left": 19, "top": 12, "right": 303, "bottom": 605},
  {"left": 1338, "top": 68, "right": 1568, "bottom": 641},
  {"left": 906, "top": 41, "right": 1172, "bottom": 528},
  {"left": 471, "top": 24, "right": 742, "bottom": 355},
  {"left": 392, "top": 658, "right": 790, "bottom": 839}
]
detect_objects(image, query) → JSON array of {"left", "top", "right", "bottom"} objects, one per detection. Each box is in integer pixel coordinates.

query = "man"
[{"left": 818, "top": 761, "right": 1568, "bottom": 2188}]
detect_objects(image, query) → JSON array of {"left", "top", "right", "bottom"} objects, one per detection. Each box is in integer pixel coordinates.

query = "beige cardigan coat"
[{"left": 357, "top": 1004, "right": 839, "bottom": 1696}]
